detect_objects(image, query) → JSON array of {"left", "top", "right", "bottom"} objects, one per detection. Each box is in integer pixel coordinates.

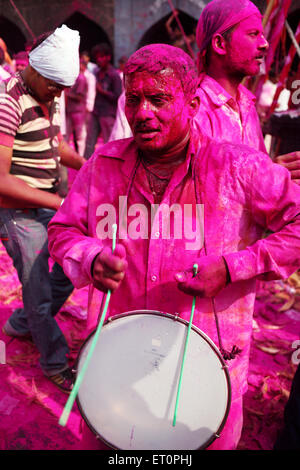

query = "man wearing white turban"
[
  {"left": 29, "top": 24, "right": 80, "bottom": 88},
  {"left": 0, "top": 25, "right": 85, "bottom": 393}
]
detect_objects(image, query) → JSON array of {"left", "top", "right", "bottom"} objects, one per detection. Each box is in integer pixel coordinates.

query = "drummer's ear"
[{"left": 188, "top": 95, "right": 200, "bottom": 119}]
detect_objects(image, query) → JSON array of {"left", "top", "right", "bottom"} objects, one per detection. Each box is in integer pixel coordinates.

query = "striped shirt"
[{"left": 0, "top": 73, "right": 62, "bottom": 191}]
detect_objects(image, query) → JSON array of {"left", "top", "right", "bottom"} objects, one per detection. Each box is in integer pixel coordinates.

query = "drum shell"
[{"left": 75, "top": 310, "right": 231, "bottom": 450}]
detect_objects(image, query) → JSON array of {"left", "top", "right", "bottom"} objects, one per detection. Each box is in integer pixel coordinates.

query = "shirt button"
[
  {"left": 151, "top": 275, "right": 157, "bottom": 282},
  {"left": 154, "top": 231, "right": 160, "bottom": 238}
]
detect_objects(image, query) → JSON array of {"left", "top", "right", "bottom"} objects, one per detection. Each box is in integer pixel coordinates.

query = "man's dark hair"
[
  {"left": 29, "top": 31, "right": 54, "bottom": 52},
  {"left": 80, "top": 50, "right": 90, "bottom": 58},
  {"left": 14, "top": 51, "right": 28, "bottom": 61},
  {"left": 91, "top": 43, "right": 112, "bottom": 60},
  {"left": 124, "top": 44, "right": 199, "bottom": 98},
  {"left": 119, "top": 55, "right": 128, "bottom": 65},
  {"left": 25, "top": 39, "right": 34, "bottom": 51}
]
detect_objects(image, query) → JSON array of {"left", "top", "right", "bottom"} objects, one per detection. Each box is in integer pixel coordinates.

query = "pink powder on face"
[
  {"left": 224, "top": 15, "right": 269, "bottom": 78},
  {"left": 125, "top": 70, "right": 194, "bottom": 157},
  {"left": 123, "top": 43, "right": 199, "bottom": 102},
  {"left": 196, "top": 0, "right": 262, "bottom": 72}
]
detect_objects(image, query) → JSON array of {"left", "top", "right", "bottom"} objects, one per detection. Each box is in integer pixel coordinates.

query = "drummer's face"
[{"left": 125, "top": 69, "right": 196, "bottom": 156}]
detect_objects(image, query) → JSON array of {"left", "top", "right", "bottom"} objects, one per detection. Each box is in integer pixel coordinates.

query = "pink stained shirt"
[
  {"left": 193, "top": 74, "right": 267, "bottom": 153},
  {"left": 48, "top": 134, "right": 300, "bottom": 400}
]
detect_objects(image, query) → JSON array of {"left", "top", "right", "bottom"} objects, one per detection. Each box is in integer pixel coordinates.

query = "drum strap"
[{"left": 192, "top": 142, "right": 242, "bottom": 362}]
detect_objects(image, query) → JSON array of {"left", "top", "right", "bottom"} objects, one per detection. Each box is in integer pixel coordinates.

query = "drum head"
[{"left": 76, "top": 311, "right": 231, "bottom": 450}]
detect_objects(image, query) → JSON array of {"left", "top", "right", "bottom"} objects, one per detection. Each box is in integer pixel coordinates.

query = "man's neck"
[
  {"left": 206, "top": 67, "right": 243, "bottom": 100},
  {"left": 20, "top": 69, "right": 29, "bottom": 87},
  {"left": 141, "top": 131, "right": 190, "bottom": 166}
]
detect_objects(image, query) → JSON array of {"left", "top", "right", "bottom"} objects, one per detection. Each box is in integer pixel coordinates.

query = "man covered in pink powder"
[
  {"left": 110, "top": 0, "right": 300, "bottom": 184},
  {"left": 48, "top": 44, "right": 300, "bottom": 450},
  {"left": 194, "top": 0, "right": 300, "bottom": 182}
]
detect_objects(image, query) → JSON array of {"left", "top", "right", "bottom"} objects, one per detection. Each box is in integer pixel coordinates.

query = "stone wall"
[
  {"left": 0, "top": 0, "right": 206, "bottom": 62},
  {"left": 0, "top": 0, "right": 114, "bottom": 55},
  {"left": 113, "top": 0, "right": 205, "bottom": 62}
]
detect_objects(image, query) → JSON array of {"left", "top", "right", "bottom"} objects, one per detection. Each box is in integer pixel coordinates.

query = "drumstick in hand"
[
  {"left": 173, "top": 263, "right": 198, "bottom": 427},
  {"left": 59, "top": 223, "right": 118, "bottom": 427}
]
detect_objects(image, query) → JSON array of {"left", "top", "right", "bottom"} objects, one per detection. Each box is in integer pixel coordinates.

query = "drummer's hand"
[
  {"left": 92, "top": 244, "right": 128, "bottom": 293},
  {"left": 175, "top": 256, "right": 229, "bottom": 298},
  {"left": 274, "top": 151, "right": 300, "bottom": 185}
]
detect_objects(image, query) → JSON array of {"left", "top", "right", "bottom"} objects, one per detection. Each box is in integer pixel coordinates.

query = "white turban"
[{"left": 29, "top": 25, "right": 80, "bottom": 87}]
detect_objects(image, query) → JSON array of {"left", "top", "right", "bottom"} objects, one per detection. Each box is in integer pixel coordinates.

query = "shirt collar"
[
  {"left": 96, "top": 130, "right": 199, "bottom": 180},
  {"left": 96, "top": 137, "right": 139, "bottom": 179},
  {"left": 198, "top": 74, "right": 256, "bottom": 109}
]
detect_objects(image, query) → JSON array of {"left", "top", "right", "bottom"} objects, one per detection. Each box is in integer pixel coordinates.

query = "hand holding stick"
[
  {"left": 173, "top": 263, "right": 198, "bottom": 427},
  {"left": 59, "top": 224, "right": 118, "bottom": 426}
]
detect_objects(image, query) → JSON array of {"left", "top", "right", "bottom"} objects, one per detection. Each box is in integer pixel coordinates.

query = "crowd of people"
[{"left": 0, "top": 0, "right": 300, "bottom": 451}]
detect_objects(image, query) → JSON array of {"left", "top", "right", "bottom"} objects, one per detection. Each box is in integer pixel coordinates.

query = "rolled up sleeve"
[{"left": 48, "top": 160, "right": 103, "bottom": 289}]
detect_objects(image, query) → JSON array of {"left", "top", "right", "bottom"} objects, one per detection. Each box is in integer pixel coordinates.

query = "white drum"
[{"left": 76, "top": 310, "right": 231, "bottom": 450}]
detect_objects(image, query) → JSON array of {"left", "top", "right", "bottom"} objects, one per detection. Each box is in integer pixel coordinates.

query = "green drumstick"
[
  {"left": 59, "top": 223, "right": 118, "bottom": 427},
  {"left": 173, "top": 263, "right": 198, "bottom": 427}
]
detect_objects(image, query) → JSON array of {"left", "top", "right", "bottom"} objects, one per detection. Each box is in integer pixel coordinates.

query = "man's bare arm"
[
  {"left": 0, "top": 145, "right": 63, "bottom": 209},
  {"left": 58, "top": 139, "right": 87, "bottom": 164}
]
